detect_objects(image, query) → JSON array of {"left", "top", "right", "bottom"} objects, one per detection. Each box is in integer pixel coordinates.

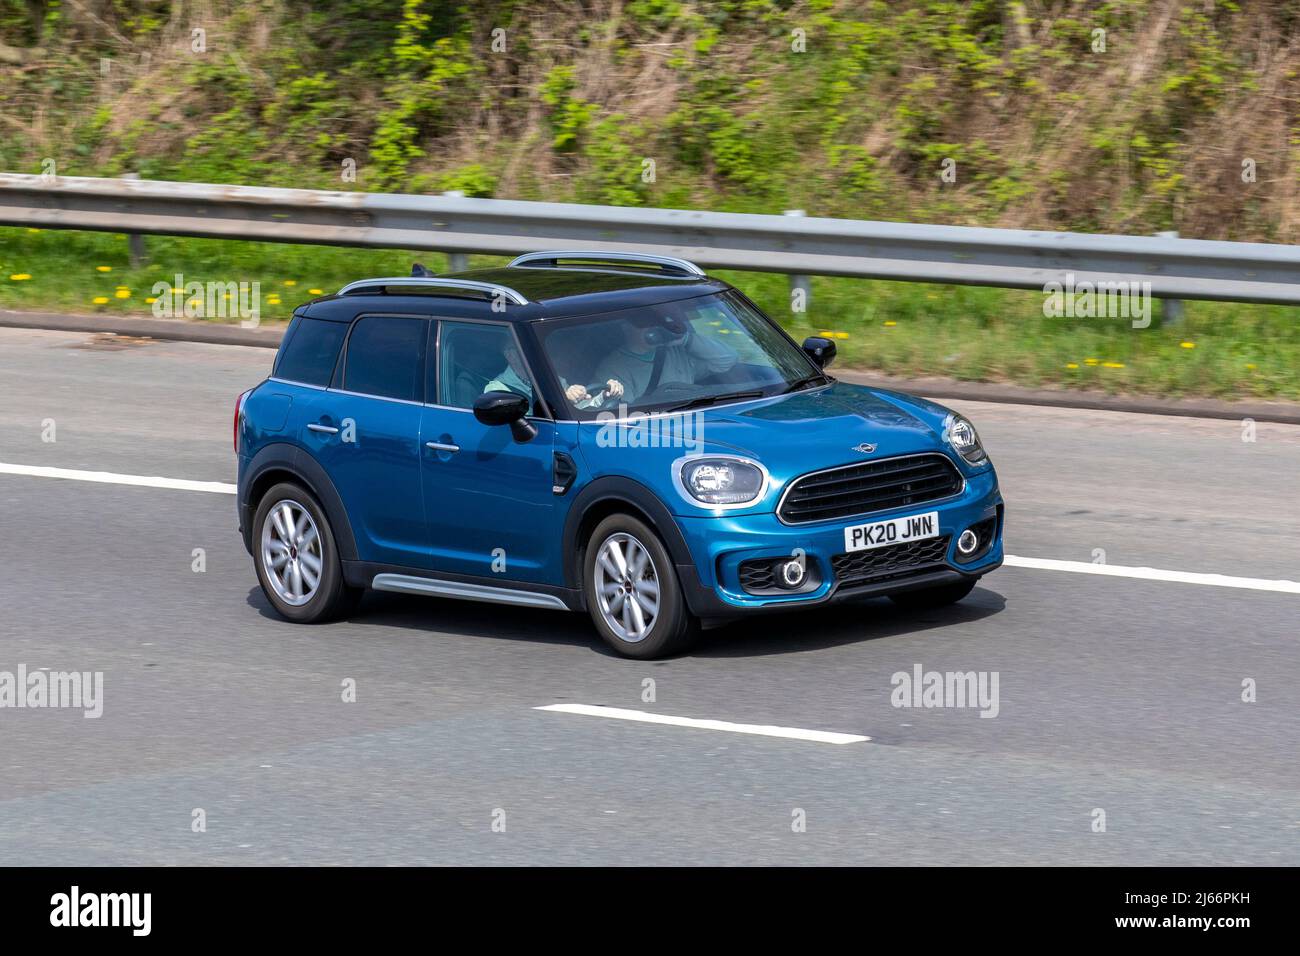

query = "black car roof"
[{"left": 298, "top": 264, "right": 732, "bottom": 324}]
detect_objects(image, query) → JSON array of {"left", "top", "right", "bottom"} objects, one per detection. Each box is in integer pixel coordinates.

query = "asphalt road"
[{"left": 0, "top": 327, "right": 1296, "bottom": 865}]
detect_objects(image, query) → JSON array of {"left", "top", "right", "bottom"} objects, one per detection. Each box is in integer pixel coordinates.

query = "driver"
[{"left": 565, "top": 316, "right": 737, "bottom": 406}]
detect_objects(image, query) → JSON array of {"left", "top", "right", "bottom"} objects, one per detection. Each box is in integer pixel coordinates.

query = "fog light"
[
  {"left": 957, "top": 529, "right": 979, "bottom": 556},
  {"left": 779, "top": 559, "right": 806, "bottom": 588}
]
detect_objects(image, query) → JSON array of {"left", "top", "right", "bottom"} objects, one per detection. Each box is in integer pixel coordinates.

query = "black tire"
[
  {"left": 583, "top": 513, "right": 698, "bottom": 659},
  {"left": 252, "top": 481, "right": 360, "bottom": 623},
  {"left": 887, "top": 577, "right": 977, "bottom": 610}
]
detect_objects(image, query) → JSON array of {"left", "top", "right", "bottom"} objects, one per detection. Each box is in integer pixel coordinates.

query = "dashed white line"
[
  {"left": 535, "top": 703, "right": 871, "bottom": 745},
  {"left": 1002, "top": 554, "right": 1300, "bottom": 595},
  {"left": 0, "top": 462, "right": 236, "bottom": 495},
  {"left": 1, "top": 461, "right": 1297, "bottom": 595}
]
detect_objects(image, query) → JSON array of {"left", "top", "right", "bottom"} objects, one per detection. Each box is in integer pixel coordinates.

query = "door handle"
[
  {"left": 426, "top": 441, "right": 460, "bottom": 453},
  {"left": 308, "top": 423, "right": 339, "bottom": 434}
]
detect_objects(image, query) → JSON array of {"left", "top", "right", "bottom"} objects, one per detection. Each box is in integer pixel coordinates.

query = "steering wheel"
[{"left": 573, "top": 383, "right": 616, "bottom": 409}]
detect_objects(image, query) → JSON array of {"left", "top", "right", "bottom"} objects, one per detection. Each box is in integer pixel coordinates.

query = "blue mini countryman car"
[{"left": 235, "top": 251, "right": 1003, "bottom": 658}]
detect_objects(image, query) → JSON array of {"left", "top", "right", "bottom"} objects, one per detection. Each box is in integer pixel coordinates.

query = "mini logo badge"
[{"left": 852, "top": 443, "right": 877, "bottom": 454}]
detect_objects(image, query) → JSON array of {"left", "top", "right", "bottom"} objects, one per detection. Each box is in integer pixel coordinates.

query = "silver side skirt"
[{"left": 370, "top": 573, "right": 569, "bottom": 610}]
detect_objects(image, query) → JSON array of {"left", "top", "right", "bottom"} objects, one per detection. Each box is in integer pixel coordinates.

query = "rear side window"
[
  {"left": 342, "top": 316, "right": 426, "bottom": 402},
  {"left": 274, "top": 317, "right": 346, "bottom": 386}
]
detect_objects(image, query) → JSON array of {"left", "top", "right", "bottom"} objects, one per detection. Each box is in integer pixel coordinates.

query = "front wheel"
[
  {"left": 887, "top": 577, "right": 977, "bottom": 610},
  {"left": 583, "top": 514, "right": 697, "bottom": 659},
  {"left": 253, "top": 482, "right": 360, "bottom": 623}
]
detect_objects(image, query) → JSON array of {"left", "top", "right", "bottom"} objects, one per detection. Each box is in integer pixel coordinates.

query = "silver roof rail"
[
  {"left": 509, "top": 250, "right": 705, "bottom": 277},
  {"left": 337, "top": 276, "right": 529, "bottom": 306}
]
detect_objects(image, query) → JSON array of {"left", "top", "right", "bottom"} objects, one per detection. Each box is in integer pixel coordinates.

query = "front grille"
[
  {"left": 778, "top": 453, "right": 963, "bottom": 524},
  {"left": 831, "top": 535, "right": 951, "bottom": 587}
]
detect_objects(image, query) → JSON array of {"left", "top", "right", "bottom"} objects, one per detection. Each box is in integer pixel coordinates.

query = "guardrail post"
[
  {"left": 442, "top": 191, "right": 469, "bottom": 272},
  {"left": 785, "top": 209, "right": 810, "bottom": 311},
  {"left": 1155, "top": 231, "right": 1184, "bottom": 326},
  {"left": 122, "top": 173, "right": 149, "bottom": 268}
]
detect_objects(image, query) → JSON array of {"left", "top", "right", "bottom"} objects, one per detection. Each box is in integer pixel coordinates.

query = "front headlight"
[
  {"left": 677, "top": 457, "right": 767, "bottom": 506},
  {"left": 945, "top": 414, "right": 987, "bottom": 465}
]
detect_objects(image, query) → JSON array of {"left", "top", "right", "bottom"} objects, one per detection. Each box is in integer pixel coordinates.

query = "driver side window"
[{"left": 436, "top": 321, "right": 537, "bottom": 414}]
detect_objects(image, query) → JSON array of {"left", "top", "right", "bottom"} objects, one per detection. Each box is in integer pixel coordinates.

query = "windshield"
[{"left": 535, "top": 290, "right": 821, "bottom": 420}]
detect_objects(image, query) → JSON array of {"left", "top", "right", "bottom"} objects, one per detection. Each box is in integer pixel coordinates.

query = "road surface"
[{"left": 0, "top": 327, "right": 1296, "bottom": 865}]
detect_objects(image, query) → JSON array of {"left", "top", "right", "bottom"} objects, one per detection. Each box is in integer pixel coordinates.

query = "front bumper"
[{"left": 672, "top": 466, "right": 1004, "bottom": 619}]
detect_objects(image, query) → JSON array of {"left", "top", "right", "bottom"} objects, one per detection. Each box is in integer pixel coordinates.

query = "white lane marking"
[
  {"left": 1003, "top": 554, "right": 1300, "bottom": 594},
  {"left": 0, "top": 462, "right": 236, "bottom": 495},
  {"left": 1, "top": 461, "right": 1296, "bottom": 595},
  {"left": 536, "top": 704, "right": 870, "bottom": 745}
]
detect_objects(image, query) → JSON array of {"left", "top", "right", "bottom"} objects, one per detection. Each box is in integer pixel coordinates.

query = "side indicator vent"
[{"left": 553, "top": 452, "right": 578, "bottom": 495}]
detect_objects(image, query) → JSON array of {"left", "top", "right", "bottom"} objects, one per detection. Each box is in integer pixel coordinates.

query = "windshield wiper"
[
  {"left": 781, "top": 374, "right": 828, "bottom": 394},
  {"left": 664, "top": 390, "right": 766, "bottom": 413}
]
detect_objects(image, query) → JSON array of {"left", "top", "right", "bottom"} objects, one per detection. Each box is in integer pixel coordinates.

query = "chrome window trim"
[
  {"left": 419, "top": 401, "right": 549, "bottom": 425},
  {"left": 775, "top": 452, "right": 968, "bottom": 527},
  {"left": 268, "top": 384, "right": 550, "bottom": 421},
  {"left": 329, "top": 388, "right": 425, "bottom": 408},
  {"left": 268, "top": 376, "right": 327, "bottom": 390},
  {"left": 274, "top": 371, "right": 816, "bottom": 429}
]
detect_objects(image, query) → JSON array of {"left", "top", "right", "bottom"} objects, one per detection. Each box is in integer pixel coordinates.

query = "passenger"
[{"left": 484, "top": 344, "right": 534, "bottom": 407}]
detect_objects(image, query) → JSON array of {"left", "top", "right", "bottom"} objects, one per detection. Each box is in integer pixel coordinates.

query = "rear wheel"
[
  {"left": 253, "top": 482, "right": 360, "bottom": 622},
  {"left": 887, "top": 578, "right": 977, "bottom": 610},
  {"left": 583, "top": 514, "right": 697, "bottom": 659}
]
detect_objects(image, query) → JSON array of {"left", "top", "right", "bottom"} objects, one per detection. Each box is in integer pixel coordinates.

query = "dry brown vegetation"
[{"left": 0, "top": 1, "right": 1298, "bottom": 241}]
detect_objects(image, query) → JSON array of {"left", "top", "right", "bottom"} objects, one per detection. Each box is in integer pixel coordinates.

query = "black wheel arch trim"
[
  {"left": 239, "top": 442, "right": 358, "bottom": 562},
  {"left": 561, "top": 476, "right": 696, "bottom": 593}
]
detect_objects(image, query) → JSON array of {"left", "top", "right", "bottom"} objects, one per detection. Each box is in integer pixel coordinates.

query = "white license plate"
[{"left": 843, "top": 511, "right": 939, "bottom": 552}]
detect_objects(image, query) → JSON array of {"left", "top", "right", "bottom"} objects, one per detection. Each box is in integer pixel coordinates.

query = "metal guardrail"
[{"left": 2, "top": 173, "right": 1299, "bottom": 305}]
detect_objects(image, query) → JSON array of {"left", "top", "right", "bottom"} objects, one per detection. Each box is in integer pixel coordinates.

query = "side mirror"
[
  {"left": 473, "top": 390, "right": 537, "bottom": 443},
  {"left": 801, "top": 335, "right": 837, "bottom": 369}
]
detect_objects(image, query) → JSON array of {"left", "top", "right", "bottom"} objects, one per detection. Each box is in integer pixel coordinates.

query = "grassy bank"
[
  {"left": 4, "top": 2, "right": 1300, "bottom": 242},
  {"left": 5, "top": 2, "right": 1299, "bottom": 400},
  {"left": 3, "top": 226, "right": 1295, "bottom": 402}
]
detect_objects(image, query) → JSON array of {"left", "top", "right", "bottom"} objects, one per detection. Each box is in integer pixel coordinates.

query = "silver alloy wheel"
[
  {"left": 593, "top": 532, "right": 661, "bottom": 643},
  {"left": 260, "top": 498, "right": 323, "bottom": 607}
]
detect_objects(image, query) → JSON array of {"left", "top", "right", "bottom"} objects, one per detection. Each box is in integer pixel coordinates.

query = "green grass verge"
[{"left": 2, "top": 226, "right": 1297, "bottom": 402}]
